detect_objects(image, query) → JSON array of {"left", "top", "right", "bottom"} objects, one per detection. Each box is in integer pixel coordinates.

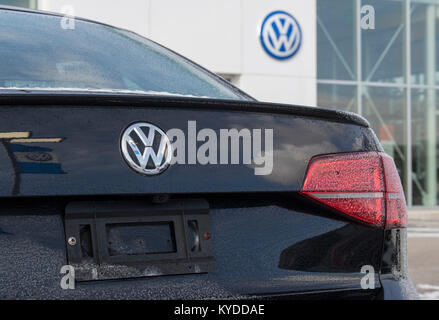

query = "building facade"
[{"left": 2, "top": 0, "right": 439, "bottom": 208}]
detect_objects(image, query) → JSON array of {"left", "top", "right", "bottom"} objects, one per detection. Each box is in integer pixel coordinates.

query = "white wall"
[
  {"left": 38, "top": 0, "right": 317, "bottom": 106},
  {"left": 240, "top": 0, "right": 316, "bottom": 105},
  {"left": 39, "top": 0, "right": 150, "bottom": 35}
]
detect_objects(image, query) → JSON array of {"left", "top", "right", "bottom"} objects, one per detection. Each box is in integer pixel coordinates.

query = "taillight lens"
[{"left": 299, "top": 151, "right": 407, "bottom": 228}]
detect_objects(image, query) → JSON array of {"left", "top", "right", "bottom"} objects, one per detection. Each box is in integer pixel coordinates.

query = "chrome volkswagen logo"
[
  {"left": 121, "top": 122, "right": 172, "bottom": 176},
  {"left": 260, "top": 10, "right": 302, "bottom": 60}
]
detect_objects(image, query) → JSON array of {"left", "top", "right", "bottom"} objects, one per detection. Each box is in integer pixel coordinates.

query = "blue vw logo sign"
[{"left": 260, "top": 11, "right": 302, "bottom": 60}]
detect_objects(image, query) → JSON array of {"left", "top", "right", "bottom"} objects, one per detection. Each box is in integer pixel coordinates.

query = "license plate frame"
[{"left": 64, "top": 198, "right": 216, "bottom": 281}]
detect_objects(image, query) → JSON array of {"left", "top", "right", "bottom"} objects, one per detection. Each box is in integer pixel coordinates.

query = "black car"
[{"left": 0, "top": 7, "right": 416, "bottom": 300}]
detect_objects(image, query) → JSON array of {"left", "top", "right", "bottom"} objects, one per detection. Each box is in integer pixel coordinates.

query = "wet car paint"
[
  {"left": 0, "top": 97, "right": 395, "bottom": 299},
  {"left": 0, "top": 101, "right": 378, "bottom": 197},
  {"left": 0, "top": 206, "right": 383, "bottom": 299}
]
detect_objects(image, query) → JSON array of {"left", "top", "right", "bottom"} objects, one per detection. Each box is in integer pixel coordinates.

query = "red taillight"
[{"left": 299, "top": 151, "right": 407, "bottom": 228}]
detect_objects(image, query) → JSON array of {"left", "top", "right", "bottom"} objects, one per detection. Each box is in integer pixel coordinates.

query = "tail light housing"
[{"left": 299, "top": 151, "right": 407, "bottom": 228}]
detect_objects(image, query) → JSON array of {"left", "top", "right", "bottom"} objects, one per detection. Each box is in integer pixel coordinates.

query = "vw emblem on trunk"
[
  {"left": 260, "top": 10, "right": 302, "bottom": 60},
  {"left": 121, "top": 122, "right": 172, "bottom": 176}
]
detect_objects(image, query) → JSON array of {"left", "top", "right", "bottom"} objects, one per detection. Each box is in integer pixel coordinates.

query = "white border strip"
[{"left": 309, "top": 192, "right": 384, "bottom": 199}]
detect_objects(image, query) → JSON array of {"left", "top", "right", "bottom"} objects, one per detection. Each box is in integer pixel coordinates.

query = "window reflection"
[
  {"left": 412, "top": 89, "right": 438, "bottom": 206},
  {"left": 0, "top": 0, "right": 36, "bottom": 9},
  {"left": 317, "top": 0, "right": 439, "bottom": 206},
  {"left": 317, "top": 0, "right": 357, "bottom": 81},
  {"left": 317, "top": 84, "right": 357, "bottom": 113},
  {"left": 362, "top": 86, "right": 407, "bottom": 195},
  {"left": 411, "top": 1, "right": 439, "bottom": 86},
  {"left": 361, "top": 0, "right": 406, "bottom": 83}
]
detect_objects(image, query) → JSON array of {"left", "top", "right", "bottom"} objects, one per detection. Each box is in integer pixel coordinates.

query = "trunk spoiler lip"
[{"left": 0, "top": 93, "right": 370, "bottom": 128}]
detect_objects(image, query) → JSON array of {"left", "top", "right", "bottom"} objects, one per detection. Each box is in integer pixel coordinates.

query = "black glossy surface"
[
  {"left": 0, "top": 96, "right": 413, "bottom": 299},
  {"left": 0, "top": 99, "right": 414, "bottom": 299},
  {"left": 279, "top": 224, "right": 382, "bottom": 273},
  {"left": 0, "top": 102, "right": 378, "bottom": 197},
  {"left": 381, "top": 229, "right": 408, "bottom": 278},
  {"left": 0, "top": 204, "right": 384, "bottom": 299}
]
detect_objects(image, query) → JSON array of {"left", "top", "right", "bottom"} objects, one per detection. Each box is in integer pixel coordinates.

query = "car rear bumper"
[
  {"left": 245, "top": 277, "right": 417, "bottom": 300},
  {"left": 380, "top": 276, "right": 419, "bottom": 300}
]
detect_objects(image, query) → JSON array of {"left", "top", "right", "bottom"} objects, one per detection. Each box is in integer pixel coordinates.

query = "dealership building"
[{"left": 2, "top": 0, "right": 439, "bottom": 209}]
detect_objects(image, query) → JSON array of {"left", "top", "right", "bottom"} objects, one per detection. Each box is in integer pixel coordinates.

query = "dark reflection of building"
[
  {"left": 279, "top": 224, "right": 382, "bottom": 273},
  {"left": 0, "top": 131, "right": 65, "bottom": 195}
]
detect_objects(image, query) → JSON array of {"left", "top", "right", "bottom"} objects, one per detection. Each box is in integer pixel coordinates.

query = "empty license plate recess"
[{"left": 64, "top": 199, "right": 216, "bottom": 281}]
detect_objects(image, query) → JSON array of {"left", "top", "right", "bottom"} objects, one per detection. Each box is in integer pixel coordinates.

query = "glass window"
[
  {"left": 317, "top": 0, "right": 439, "bottom": 207},
  {"left": 317, "top": 83, "right": 357, "bottom": 113},
  {"left": 411, "top": 0, "right": 439, "bottom": 86},
  {"left": 317, "top": 0, "right": 357, "bottom": 81},
  {"left": 0, "top": 10, "right": 247, "bottom": 100},
  {"left": 362, "top": 86, "right": 408, "bottom": 194},
  {"left": 0, "top": 0, "right": 36, "bottom": 9},
  {"left": 411, "top": 88, "right": 438, "bottom": 206},
  {"left": 361, "top": 0, "right": 406, "bottom": 83}
]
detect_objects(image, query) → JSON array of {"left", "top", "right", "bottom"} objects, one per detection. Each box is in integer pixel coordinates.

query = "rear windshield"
[{"left": 0, "top": 10, "right": 247, "bottom": 100}]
